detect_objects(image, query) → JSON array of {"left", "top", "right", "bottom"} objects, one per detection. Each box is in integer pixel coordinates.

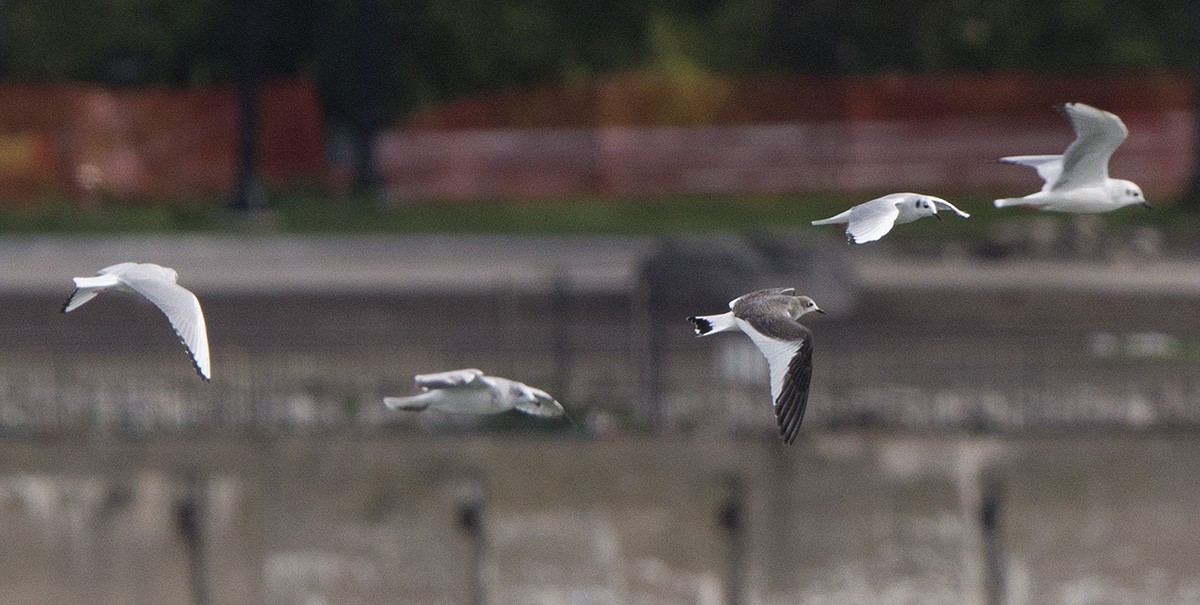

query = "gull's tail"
[
  {"left": 688, "top": 312, "right": 738, "bottom": 336},
  {"left": 62, "top": 290, "right": 100, "bottom": 313},
  {"left": 993, "top": 197, "right": 1030, "bottom": 209},
  {"left": 811, "top": 210, "right": 852, "bottom": 226},
  {"left": 62, "top": 274, "right": 123, "bottom": 313},
  {"left": 384, "top": 393, "right": 433, "bottom": 411}
]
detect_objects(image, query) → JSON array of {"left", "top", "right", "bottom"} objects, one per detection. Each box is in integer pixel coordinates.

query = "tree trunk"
[
  {"left": 350, "top": 0, "right": 384, "bottom": 198},
  {"left": 1178, "top": 2, "right": 1200, "bottom": 210},
  {"left": 230, "top": 0, "right": 267, "bottom": 212}
]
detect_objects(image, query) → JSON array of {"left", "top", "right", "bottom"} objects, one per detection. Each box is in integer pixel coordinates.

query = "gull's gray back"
[{"left": 732, "top": 293, "right": 810, "bottom": 342}]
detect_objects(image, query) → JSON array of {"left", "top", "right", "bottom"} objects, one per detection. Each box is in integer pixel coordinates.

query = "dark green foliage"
[{"left": 0, "top": 0, "right": 1193, "bottom": 124}]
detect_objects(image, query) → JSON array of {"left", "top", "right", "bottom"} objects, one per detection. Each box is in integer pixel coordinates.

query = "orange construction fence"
[{"left": 0, "top": 79, "right": 325, "bottom": 203}]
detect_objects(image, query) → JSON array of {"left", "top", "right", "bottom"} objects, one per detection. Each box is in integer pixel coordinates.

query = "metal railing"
[{"left": 2, "top": 285, "right": 1199, "bottom": 437}]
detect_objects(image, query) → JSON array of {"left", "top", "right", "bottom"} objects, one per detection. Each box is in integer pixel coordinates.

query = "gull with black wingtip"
[
  {"left": 811, "top": 193, "right": 970, "bottom": 244},
  {"left": 62, "top": 262, "right": 211, "bottom": 381},
  {"left": 384, "top": 368, "right": 567, "bottom": 418}
]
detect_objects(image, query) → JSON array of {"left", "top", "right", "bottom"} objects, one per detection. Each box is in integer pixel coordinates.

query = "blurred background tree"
[{"left": 0, "top": 0, "right": 1193, "bottom": 126}]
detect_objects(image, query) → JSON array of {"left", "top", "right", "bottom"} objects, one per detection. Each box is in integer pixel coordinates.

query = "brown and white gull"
[{"left": 688, "top": 287, "right": 824, "bottom": 444}]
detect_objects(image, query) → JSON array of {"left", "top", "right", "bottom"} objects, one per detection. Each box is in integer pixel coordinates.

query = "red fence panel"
[{"left": 381, "top": 73, "right": 1194, "bottom": 200}]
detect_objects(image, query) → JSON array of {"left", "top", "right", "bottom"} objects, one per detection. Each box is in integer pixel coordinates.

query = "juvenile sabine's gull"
[
  {"left": 688, "top": 288, "right": 823, "bottom": 444},
  {"left": 994, "top": 102, "right": 1149, "bottom": 213},
  {"left": 384, "top": 369, "right": 567, "bottom": 418},
  {"left": 811, "top": 193, "right": 969, "bottom": 244},
  {"left": 62, "top": 262, "right": 211, "bottom": 381}
]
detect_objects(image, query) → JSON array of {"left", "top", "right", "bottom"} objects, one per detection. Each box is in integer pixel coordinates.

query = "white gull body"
[
  {"left": 62, "top": 262, "right": 211, "bottom": 380},
  {"left": 688, "top": 288, "right": 823, "bottom": 444},
  {"left": 994, "top": 102, "right": 1149, "bottom": 213},
  {"left": 384, "top": 369, "right": 566, "bottom": 418},
  {"left": 811, "top": 193, "right": 969, "bottom": 244}
]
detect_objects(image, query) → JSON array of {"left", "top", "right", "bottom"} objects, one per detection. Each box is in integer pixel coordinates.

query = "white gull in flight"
[
  {"left": 688, "top": 288, "right": 823, "bottom": 444},
  {"left": 384, "top": 369, "right": 566, "bottom": 418},
  {"left": 994, "top": 102, "right": 1149, "bottom": 213},
  {"left": 62, "top": 262, "right": 211, "bottom": 381},
  {"left": 811, "top": 193, "right": 969, "bottom": 244}
]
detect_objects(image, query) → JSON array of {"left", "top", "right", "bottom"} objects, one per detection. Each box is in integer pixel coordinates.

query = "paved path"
[
  {"left": 0, "top": 235, "right": 656, "bottom": 295},
  {"left": 2, "top": 234, "right": 1198, "bottom": 296},
  {"left": 855, "top": 253, "right": 1200, "bottom": 296}
]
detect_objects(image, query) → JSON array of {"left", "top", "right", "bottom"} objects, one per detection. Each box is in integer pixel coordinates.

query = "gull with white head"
[
  {"left": 384, "top": 369, "right": 566, "bottom": 418},
  {"left": 811, "top": 193, "right": 970, "bottom": 244},
  {"left": 62, "top": 262, "right": 211, "bottom": 380},
  {"left": 688, "top": 288, "right": 824, "bottom": 444},
  {"left": 994, "top": 102, "right": 1149, "bottom": 213}
]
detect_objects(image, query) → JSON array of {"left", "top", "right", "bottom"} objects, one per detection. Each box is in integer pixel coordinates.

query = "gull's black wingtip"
[
  {"left": 190, "top": 356, "right": 210, "bottom": 382},
  {"left": 775, "top": 345, "right": 814, "bottom": 445},
  {"left": 687, "top": 316, "right": 712, "bottom": 336},
  {"left": 174, "top": 333, "right": 210, "bottom": 382},
  {"left": 60, "top": 290, "right": 76, "bottom": 313}
]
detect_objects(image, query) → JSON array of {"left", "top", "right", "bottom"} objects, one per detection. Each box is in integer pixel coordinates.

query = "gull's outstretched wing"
[
  {"left": 930, "top": 198, "right": 971, "bottom": 219},
  {"left": 845, "top": 199, "right": 901, "bottom": 244},
  {"left": 1053, "top": 102, "right": 1128, "bottom": 191},
  {"left": 119, "top": 269, "right": 211, "bottom": 381},
  {"left": 998, "top": 155, "right": 1063, "bottom": 191},
  {"left": 774, "top": 333, "right": 813, "bottom": 445},
  {"left": 415, "top": 368, "right": 484, "bottom": 391},
  {"left": 740, "top": 312, "right": 813, "bottom": 444}
]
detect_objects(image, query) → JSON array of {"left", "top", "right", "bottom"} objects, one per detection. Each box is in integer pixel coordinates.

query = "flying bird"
[
  {"left": 994, "top": 102, "right": 1149, "bottom": 213},
  {"left": 811, "top": 193, "right": 969, "bottom": 244},
  {"left": 688, "top": 288, "right": 823, "bottom": 444},
  {"left": 384, "top": 369, "right": 566, "bottom": 418},
  {"left": 62, "top": 262, "right": 211, "bottom": 381}
]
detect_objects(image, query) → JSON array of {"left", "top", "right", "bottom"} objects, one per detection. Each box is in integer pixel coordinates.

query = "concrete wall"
[{"left": 0, "top": 434, "right": 1197, "bottom": 604}]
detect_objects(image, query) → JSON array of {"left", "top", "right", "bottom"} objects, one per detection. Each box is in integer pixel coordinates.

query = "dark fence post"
[
  {"left": 718, "top": 474, "right": 748, "bottom": 605},
  {"left": 980, "top": 470, "right": 1006, "bottom": 605},
  {"left": 636, "top": 273, "right": 664, "bottom": 432},
  {"left": 551, "top": 272, "right": 573, "bottom": 407},
  {"left": 176, "top": 468, "right": 209, "bottom": 605},
  {"left": 455, "top": 473, "right": 489, "bottom": 605}
]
